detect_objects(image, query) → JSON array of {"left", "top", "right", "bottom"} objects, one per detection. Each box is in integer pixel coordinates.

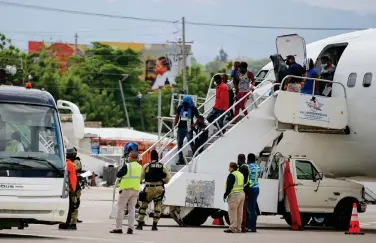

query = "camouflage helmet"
[{"left": 66, "top": 147, "right": 77, "bottom": 160}]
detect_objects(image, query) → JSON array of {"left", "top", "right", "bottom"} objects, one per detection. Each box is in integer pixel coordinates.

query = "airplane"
[{"left": 253, "top": 29, "right": 376, "bottom": 180}]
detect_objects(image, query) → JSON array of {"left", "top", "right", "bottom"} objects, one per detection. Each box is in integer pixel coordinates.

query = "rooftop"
[{"left": 84, "top": 127, "right": 171, "bottom": 142}]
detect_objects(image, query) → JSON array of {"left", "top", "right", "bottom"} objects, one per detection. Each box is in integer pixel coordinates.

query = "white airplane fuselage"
[{"left": 259, "top": 29, "right": 376, "bottom": 178}]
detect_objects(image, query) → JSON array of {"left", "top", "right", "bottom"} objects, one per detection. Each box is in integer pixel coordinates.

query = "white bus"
[{"left": 0, "top": 84, "right": 84, "bottom": 229}]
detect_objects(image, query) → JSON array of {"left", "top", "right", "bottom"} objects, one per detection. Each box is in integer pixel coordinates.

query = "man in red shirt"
[
  {"left": 207, "top": 74, "right": 229, "bottom": 131},
  {"left": 59, "top": 147, "right": 78, "bottom": 230}
]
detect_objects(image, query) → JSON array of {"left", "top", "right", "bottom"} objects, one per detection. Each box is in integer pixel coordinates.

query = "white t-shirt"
[{"left": 152, "top": 71, "right": 176, "bottom": 90}]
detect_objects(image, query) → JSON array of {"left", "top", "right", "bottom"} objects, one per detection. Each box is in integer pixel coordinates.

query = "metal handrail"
[
  {"left": 191, "top": 83, "right": 281, "bottom": 173},
  {"left": 280, "top": 75, "right": 347, "bottom": 98},
  {"left": 161, "top": 88, "right": 255, "bottom": 168},
  {"left": 140, "top": 94, "right": 216, "bottom": 158}
]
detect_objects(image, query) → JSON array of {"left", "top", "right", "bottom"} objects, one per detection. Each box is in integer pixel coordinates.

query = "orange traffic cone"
[
  {"left": 212, "top": 217, "right": 224, "bottom": 226},
  {"left": 345, "top": 203, "right": 364, "bottom": 235}
]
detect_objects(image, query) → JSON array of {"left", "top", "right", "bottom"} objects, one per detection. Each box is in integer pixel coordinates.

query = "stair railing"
[
  {"left": 161, "top": 87, "right": 257, "bottom": 168},
  {"left": 140, "top": 94, "right": 216, "bottom": 159},
  {"left": 191, "top": 83, "right": 280, "bottom": 172}
]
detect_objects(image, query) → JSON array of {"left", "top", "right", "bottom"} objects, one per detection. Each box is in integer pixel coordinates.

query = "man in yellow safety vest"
[
  {"left": 110, "top": 151, "right": 142, "bottom": 235},
  {"left": 5, "top": 132, "right": 24, "bottom": 152},
  {"left": 223, "top": 162, "right": 245, "bottom": 233}
]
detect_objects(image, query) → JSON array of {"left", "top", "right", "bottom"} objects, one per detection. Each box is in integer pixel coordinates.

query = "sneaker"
[
  {"left": 246, "top": 228, "right": 257, "bottom": 233},
  {"left": 176, "top": 161, "right": 186, "bottom": 165},
  {"left": 127, "top": 228, "right": 133, "bottom": 235},
  {"left": 110, "top": 229, "right": 123, "bottom": 234},
  {"left": 224, "top": 229, "right": 234, "bottom": 233},
  {"left": 77, "top": 220, "right": 83, "bottom": 223}
]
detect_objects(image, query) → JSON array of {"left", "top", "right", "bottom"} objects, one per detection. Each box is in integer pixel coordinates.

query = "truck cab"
[{"left": 263, "top": 155, "right": 367, "bottom": 229}]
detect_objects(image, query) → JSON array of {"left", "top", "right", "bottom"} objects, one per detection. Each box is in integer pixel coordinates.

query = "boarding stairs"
[{"left": 148, "top": 76, "right": 348, "bottom": 225}]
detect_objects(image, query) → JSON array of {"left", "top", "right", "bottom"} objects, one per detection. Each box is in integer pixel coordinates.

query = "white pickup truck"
[{"left": 257, "top": 154, "right": 367, "bottom": 230}]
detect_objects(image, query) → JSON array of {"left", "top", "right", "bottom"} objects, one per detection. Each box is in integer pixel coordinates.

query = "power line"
[
  {"left": 0, "top": 1, "right": 368, "bottom": 31},
  {"left": 0, "top": 1, "right": 178, "bottom": 24},
  {"left": 186, "top": 21, "right": 367, "bottom": 31}
]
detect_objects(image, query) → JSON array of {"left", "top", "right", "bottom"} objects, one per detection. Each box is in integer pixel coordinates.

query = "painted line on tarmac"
[{"left": 1, "top": 232, "right": 156, "bottom": 243}]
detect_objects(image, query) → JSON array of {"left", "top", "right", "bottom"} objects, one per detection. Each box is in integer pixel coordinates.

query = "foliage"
[{"left": 0, "top": 33, "right": 270, "bottom": 132}]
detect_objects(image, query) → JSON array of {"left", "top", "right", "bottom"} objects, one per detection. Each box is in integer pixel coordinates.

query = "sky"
[{"left": 0, "top": 0, "right": 376, "bottom": 64}]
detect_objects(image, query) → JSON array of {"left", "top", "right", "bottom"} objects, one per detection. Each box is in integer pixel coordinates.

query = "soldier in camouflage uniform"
[
  {"left": 72, "top": 148, "right": 83, "bottom": 224},
  {"left": 59, "top": 147, "right": 79, "bottom": 230},
  {"left": 136, "top": 150, "right": 171, "bottom": 231}
]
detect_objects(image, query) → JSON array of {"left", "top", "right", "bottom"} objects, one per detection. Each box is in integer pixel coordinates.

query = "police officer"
[
  {"left": 136, "top": 150, "right": 171, "bottom": 231},
  {"left": 110, "top": 151, "right": 142, "bottom": 235},
  {"left": 59, "top": 147, "right": 78, "bottom": 230},
  {"left": 73, "top": 147, "right": 83, "bottom": 224}
]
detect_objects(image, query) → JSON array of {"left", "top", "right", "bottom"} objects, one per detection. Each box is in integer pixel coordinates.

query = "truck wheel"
[
  {"left": 182, "top": 208, "right": 210, "bottom": 226},
  {"left": 333, "top": 199, "right": 356, "bottom": 230},
  {"left": 283, "top": 213, "right": 311, "bottom": 227}
]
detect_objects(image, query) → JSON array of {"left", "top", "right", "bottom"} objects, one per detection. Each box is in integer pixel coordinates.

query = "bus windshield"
[{"left": 0, "top": 103, "right": 64, "bottom": 169}]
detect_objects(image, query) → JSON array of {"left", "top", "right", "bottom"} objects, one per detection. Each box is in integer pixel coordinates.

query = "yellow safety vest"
[
  {"left": 225, "top": 170, "right": 244, "bottom": 197},
  {"left": 119, "top": 161, "right": 142, "bottom": 191},
  {"left": 5, "top": 140, "right": 19, "bottom": 152}
]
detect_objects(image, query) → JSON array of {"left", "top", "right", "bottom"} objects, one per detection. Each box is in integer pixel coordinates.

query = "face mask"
[
  {"left": 321, "top": 64, "right": 328, "bottom": 68},
  {"left": 214, "top": 81, "right": 219, "bottom": 86}
]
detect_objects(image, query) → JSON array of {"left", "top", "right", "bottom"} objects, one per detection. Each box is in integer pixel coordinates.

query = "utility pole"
[
  {"left": 74, "top": 33, "right": 78, "bottom": 55},
  {"left": 182, "top": 17, "right": 188, "bottom": 93},
  {"left": 119, "top": 75, "right": 131, "bottom": 128},
  {"left": 167, "top": 17, "right": 193, "bottom": 94}
]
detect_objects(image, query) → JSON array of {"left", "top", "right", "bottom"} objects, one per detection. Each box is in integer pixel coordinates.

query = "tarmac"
[{"left": 1, "top": 187, "right": 376, "bottom": 243}]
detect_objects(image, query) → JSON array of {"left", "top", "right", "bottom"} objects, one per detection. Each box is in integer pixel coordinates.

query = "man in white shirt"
[{"left": 151, "top": 56, "right": 176, "bottom": 90}]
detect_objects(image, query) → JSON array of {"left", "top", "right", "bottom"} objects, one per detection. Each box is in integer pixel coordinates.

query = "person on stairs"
[
  {"left": 192, "top": 115, "right": 209, "bottom": 156},
  {"left": 207, "top": 74, "right": 229, "bottom": 133},
  {"left": 174, "top": 95, "right": 199, "bottom": 165},
  {"left": 224, "top": 162, "right": 245, "bottom": 233},
  {"left": 233, "top": 62, "right": 255, "bottom": 123},
  {"left": 110, "top": 151, "right": 142, "bottom": 235},
  {"left": 136, "top": 150, "right": 171, "bottom": 231}
]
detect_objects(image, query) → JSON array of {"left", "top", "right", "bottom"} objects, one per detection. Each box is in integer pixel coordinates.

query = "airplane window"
[
  {"left": 347, "top": 73, "right": 357, "bottom": 88},
  {"left": 363, "top": 73, "right": 372, "bottom": 88}
]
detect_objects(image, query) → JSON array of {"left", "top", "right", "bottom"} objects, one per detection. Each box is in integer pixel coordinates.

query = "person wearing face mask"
[
  {"left": 174, "top": 95, "right": 199, "bottom": 165},
  {"left": 233, "top": 62, "right": 255, "bottom": 122},
  {"left": 285, "top": 55, "right": 305, "bottom": 92},
  {"left": 319, "top": 55, "right": 336, "bottom": 97},
  {"left": 207, "top": 74, "right": 229, "bottom": 132}
]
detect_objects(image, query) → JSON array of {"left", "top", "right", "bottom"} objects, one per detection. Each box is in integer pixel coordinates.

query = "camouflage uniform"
[
  {"left": 70, "top": 158, "right": 82, "bottom": 225},
  {"left": 137, "top": 161, "right": 171, "bottom": 231}
]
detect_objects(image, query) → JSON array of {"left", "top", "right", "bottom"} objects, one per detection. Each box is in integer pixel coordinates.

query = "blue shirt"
[
  {"left": 248, "top": 162, "right": 262, "bottom": 188},
  {"left": 287, "top": 62, "right": 305, "bottom": 83},
  {"left": 231, "top": 69, "right": 239, "bottom": 79},
  {"left": 301, "top": 68, "right": 319, "bottom": 95}
]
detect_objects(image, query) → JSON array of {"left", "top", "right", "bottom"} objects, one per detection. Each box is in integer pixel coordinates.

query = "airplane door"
[{"left": 276, "top": 34, "right": 307, "bottom": 68}]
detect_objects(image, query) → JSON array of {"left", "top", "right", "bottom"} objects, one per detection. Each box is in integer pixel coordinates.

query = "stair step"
[
  {"left": 170, "top": 164, "right": 185, "bottom": 173},
  {"left": 297, "top": 125, "right": 350, "bottom": 134}
]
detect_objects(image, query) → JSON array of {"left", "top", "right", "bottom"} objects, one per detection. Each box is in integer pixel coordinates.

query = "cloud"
[{"left": 293, "top": 0, "right": 376, "bottom": 14}]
